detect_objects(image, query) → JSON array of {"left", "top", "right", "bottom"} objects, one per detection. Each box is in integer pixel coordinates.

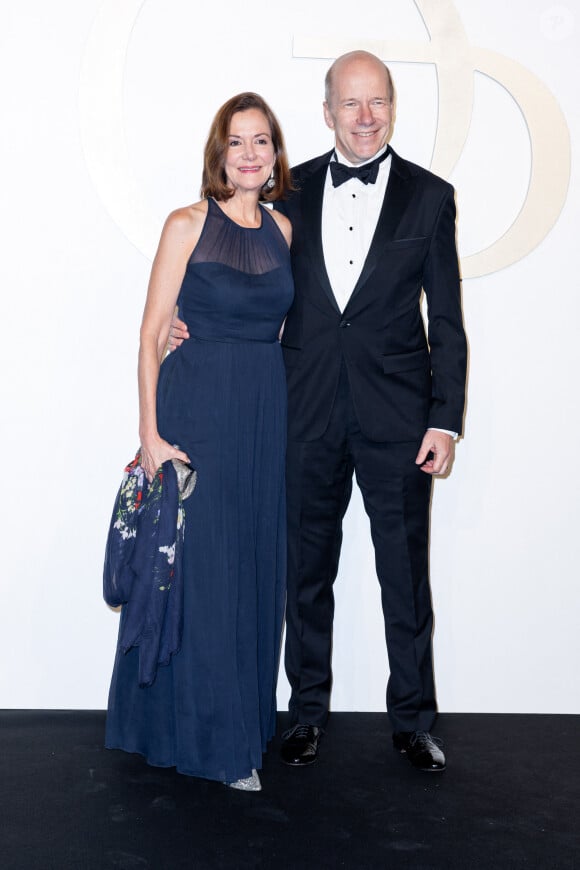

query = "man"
[
  {"left": 172, "top": 51, "right": 467, "bottom": 773},
  {"left": 274, "top": 50, "right": 466, "bottom": 773}
]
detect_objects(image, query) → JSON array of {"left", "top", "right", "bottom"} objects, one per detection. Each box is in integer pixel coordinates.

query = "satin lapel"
[
  {"left": 300, "top": 160, "right": 341, "bottom": 314},
  {"left": 346, "top": 151, "right": 416, "bottom": 308}
]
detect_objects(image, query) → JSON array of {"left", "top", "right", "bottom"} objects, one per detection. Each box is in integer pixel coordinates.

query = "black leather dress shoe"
[
  {"left": 280, "top": 724, "right": 323, "bottom": 766},
  {"left": 393, "top": 730, "right": 446, "bottom": 772}
]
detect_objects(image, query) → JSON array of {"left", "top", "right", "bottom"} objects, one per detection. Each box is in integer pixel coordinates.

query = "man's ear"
[{"left": 322, "top": 101, "right": 335, "bottom": 131}]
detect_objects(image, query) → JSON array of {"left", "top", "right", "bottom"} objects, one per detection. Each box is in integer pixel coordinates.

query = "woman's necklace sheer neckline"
[{"left": 210, "top": 197, "right": 263, "bottom": 230}]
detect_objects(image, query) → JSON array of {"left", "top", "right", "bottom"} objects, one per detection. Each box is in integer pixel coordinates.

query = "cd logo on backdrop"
[{"left": 79, "top": 0, "right": 571, "bottom": 278}]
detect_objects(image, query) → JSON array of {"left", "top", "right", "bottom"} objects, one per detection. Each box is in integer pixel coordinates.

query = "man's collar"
[{"left": 332, "top": 143, "right": 389, "bottom": 168}]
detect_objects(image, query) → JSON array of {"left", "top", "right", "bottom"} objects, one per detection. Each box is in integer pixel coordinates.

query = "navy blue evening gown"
[{"left": 106, "top": 198, "right": 294, "bottom": 782}]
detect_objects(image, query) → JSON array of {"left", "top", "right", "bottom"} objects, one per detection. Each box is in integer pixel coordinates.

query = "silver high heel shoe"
[{"left": 225, "top": 769, "right": 262, "bottom": 791}]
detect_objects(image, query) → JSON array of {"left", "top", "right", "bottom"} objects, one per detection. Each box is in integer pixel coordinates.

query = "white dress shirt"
[{"left": 322, "top": 146, "right": 391, "bottom": 313}]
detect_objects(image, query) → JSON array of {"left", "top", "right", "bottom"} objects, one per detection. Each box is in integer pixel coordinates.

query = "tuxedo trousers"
[{"left": 285, "top": 360, "right": 437, "bottom": 732}]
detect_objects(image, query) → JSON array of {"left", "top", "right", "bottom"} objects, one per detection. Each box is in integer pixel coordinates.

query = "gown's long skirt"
[{"left": 106, "top": 336, "right": 287, "bottom": 782}]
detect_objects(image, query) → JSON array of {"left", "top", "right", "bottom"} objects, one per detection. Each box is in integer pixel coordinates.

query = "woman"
[{"left": 105, "top": 93, "right": 294, "bottom": 791}]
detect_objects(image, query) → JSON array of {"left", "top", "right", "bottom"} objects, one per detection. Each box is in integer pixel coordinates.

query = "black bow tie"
[{"left": 329, "top": 148, "right": 389, "bottom": 188}]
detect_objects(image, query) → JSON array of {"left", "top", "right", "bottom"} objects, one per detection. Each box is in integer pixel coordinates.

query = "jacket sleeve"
[{"left": 422, "top": 187, "right": 467, "bottom": 435}]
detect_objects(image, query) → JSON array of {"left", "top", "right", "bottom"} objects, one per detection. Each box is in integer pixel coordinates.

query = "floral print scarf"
[{"left": 103, "top": 451, "right": 196, "bottom": 687}]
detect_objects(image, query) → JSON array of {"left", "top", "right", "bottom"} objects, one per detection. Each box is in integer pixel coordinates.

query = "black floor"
[{"left": 1, "top": 711, "right": 578, "bottom": 870}]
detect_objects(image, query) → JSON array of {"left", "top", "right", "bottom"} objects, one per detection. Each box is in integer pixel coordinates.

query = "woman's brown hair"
[{"left": 201, "top": 92, "right": 293, "bottom": 202}]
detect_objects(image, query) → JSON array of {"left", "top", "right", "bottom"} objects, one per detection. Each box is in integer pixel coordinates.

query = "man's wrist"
[{"left": 427, "top": 427, "right": 457, "bottom": 439}]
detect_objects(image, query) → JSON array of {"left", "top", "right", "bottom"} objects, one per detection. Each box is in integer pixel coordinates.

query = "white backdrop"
[{"left": 1, "top": 0, "right": 578, "bottom": 712}]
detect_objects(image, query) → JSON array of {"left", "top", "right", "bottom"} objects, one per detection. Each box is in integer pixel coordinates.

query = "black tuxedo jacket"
[{"left": 275, "top": 147, "right": 467, "bottom": 443}]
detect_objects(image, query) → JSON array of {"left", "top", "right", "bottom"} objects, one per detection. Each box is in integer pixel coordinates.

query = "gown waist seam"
[{"left": 187, "top": 332, "right": 280, "bottom": 346}]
